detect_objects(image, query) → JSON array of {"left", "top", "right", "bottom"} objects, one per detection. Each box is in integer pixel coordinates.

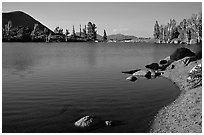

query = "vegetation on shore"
[
  {"left": 2, "top": 20, "right": 102, "bottom": 42},
  {"left": 2, "top": 10, "right": 202, "bottom": 44},
  {"left": 153, "top": 11, "right": 202, "bottom": 44}
]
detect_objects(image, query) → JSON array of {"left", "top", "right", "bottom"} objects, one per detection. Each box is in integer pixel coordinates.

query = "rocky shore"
[{"left": 150, "top": 57, "right": 202, "bottom": 133}]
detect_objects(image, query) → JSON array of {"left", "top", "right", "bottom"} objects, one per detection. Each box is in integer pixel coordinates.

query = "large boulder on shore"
[
  {"left": 74, "top": 116, "right": 101, "bottom": 128},
  {"left": 170, "top": 48, "right": 195, "bottom": 61}
]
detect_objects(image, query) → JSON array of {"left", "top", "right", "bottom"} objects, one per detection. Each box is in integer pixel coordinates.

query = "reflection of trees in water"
[
  {"left": 4, "top": 57, "right": 35, "bottom": 78},
  {"left": 82, "top": 43, "right": 98, "bottom": 67},
  {"left": 13, "top": 57, "right": 33, "bottom": 71},
  {"left": 152, "top": 44, "right": 181, "bottom": 62},
  {"left": 152, "top": 44, "right": 202, "bottom": 63},
  {"left": 3, "top": 45, "right": 36, "bottom": 77}
]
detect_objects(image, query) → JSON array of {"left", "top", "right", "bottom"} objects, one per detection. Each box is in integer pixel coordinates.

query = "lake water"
[{"left": 3, "top": 42, "right": 183, "bottom": 133}]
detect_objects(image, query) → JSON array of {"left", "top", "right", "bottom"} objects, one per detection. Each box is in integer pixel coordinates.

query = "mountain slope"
[{"left": 2, "top": 11, "right": 53, "bottom": 33}]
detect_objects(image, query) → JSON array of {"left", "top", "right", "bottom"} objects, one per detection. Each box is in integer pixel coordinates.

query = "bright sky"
[{"left": 2, "top": 2, "right": 202, "bottom": 37}]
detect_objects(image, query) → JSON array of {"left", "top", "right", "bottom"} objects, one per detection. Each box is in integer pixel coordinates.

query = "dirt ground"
[{"left": 150, "top": 58, "right": 202, "bottom": 133}]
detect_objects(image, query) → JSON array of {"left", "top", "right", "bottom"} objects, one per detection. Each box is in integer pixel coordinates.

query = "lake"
[{"left": 2, "top": 42, "right": 183, "bottom": 133}]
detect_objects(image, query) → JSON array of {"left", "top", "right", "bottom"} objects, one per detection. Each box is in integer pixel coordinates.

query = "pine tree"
[
  {"left": 65, "top": 29, "right": 70, "bottom": 36},
  {"left": 79, "top": 24, "right": 82, "bottom": 37},
  {"left": 72, "top": 25, "right": 76, "bottom": 37},
  {"left": 103, "top": 30, "right": 107, "bottom": 41},
  {"left": 153, "top": 21, "right": 160, "bottom": 39},
  {"left": 83, "top": 25, "right": 87, "bottom": 39},
  {"left": 87, "top": 22, "right": 97, "bottom": 41},
  {"left": 54, "top": 26, "right": 59, "bottom": 34}
]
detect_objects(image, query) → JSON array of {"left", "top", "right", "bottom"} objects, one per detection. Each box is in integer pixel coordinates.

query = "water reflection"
[
  {"left": 3, "top": 44, "right": 36, "bottom": 77},
  {"left": 82, "top": 43, "right": 98, "bottom": 67},
  {"left": 3, "top": 42, "right": 181, "bottom": 133}
]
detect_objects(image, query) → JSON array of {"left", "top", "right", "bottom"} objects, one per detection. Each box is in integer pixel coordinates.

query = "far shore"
[{"left": 150, "top": 57, "right": 202, "bottom": 133}]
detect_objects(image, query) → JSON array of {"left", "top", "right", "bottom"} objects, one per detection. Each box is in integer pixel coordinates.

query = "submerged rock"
[
  {"left": 122, "top": 69, "right": 141, "bottom": 74},
  {"left": 74, "top": 116, "right": 100, "bottom": 128}
]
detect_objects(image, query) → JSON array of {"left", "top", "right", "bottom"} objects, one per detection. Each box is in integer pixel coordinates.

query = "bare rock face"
[{"left": 74, "top": 116, "right": 100, "bottom": 128}]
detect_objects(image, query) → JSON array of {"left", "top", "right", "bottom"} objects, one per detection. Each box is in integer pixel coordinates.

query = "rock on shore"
[{"left": 150, "top": 57, "right": 202, "bottom": 133}]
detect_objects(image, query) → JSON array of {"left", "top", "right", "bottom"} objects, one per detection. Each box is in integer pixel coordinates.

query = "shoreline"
[{"left": 150, "top": 57, "right": 202, "bottom": 133}]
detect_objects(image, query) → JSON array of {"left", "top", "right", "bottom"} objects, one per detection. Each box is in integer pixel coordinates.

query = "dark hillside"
[{"left": 2, "top": 11, "right": 53, "bottom": 33}]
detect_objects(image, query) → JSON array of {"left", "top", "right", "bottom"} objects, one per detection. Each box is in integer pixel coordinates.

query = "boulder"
[
  {"left": 145, "top": 63, "right": 160, "bottom": 70},
  {"left": 164, "top": 56, "right": 170, "bottom": 61},
  {"left": 190, "top": 39, "right": 197, "bottom": 44},
  {"left": 105, "top": 121, "right": 112, "bottom": 126},
  {"left": 159, "top": 60, "right": 168, "bottom": 65},
  {"left": 126, "top": 76, "right": 137, "bottom": 82},
  {"left": 158, "top": 56, "right": 173, "bottom": 71},
  {"left": 74, "top": 116, "right": 100, "bottom": 128},
  {"left": 170, "top": 48, "right": 195, "bottom": 61},
  {"left": 159, "top": 56, "right": 170, "bottom": 65},
  {"left": 133, "top": 70, "right": 150, "bottom": 76},
  {"left": 145, "top": 70, "right": 156, "bottom": 79},
  {"left": 189, "top": 64, "right": 201, "bottom": 73}
]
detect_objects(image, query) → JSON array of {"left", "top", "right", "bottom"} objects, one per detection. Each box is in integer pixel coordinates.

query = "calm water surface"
[{"left": 3, "top": 42, "right": 183, "bottom": 133}]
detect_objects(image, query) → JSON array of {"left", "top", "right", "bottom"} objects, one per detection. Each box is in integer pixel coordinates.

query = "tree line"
[
  {"left": 2, "top": 21, "right": 108, "bottom": 42},
  {"left": 153, "top": 11, "right": 202, "bottom": 44}
]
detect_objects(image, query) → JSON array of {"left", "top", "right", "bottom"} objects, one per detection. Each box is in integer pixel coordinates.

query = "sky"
[{"left": 2, "top": 2, "right": 202, "bottom": 37}]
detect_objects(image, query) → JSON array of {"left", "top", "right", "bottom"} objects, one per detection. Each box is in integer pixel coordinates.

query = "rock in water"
[
  {"left": 170, "top": 48, "right": 195, "bottom": 61},
  {"left": 159, "top": 60, "right": 168, "bottom": 65},
  {"left": 133, "top": 70, "right": 150, "bottom": 76},
  {"left": 145, "top": 63, "right": 160, "bottom": 70},
  {"left": 105, "top": 121, "right": 112, "bottom": 126},
  {"left": 145, "top": 70, "right": 156, "bottom": 79},
  {"left": 126, "top": 76, "right": 137, "bottom": 82},
  {"left": 74, "top": 116, "right": 100, "bottom": 128}
]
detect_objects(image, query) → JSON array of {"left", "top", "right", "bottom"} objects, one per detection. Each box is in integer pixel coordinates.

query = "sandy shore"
[{"left": 150, "top": 57, "right": 202, "bottom": 133}]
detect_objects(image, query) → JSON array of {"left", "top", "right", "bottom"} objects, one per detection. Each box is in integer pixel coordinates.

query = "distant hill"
[
  {"left": 75, "top": 32, "right": 103, "bottom": 41},
  {"left": 107, "top": 34, "right": 138, "bottom": 41},
  {"left": 97, "top": 34, "right": 103, "bottom": 40},
  {"left": 96, "top": 33, "right": 139, "bottom": 41},
  {"left": 2, "top": 11, "right": 53, "bottom": 33}
]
